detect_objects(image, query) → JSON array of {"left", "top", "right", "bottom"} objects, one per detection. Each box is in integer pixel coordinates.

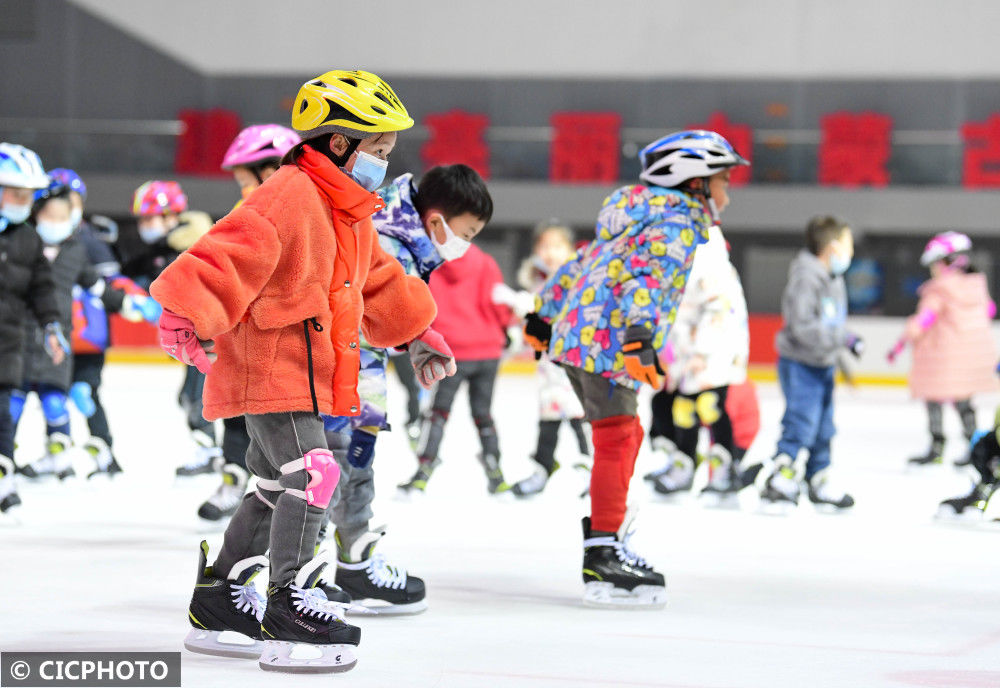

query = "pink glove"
[
  {"left": 887, "top": 338, "right": 906, "bottom": 364},
  {"left": 409, "top": 327, "right": 458, "bottom": 389},
  {"left": 158, "top": 310, "right": 215, "bottom": 374}
]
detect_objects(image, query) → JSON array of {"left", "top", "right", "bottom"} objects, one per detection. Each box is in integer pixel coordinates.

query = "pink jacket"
[{"left": 908, "top": 271, "right": 997, "bottom": 401}]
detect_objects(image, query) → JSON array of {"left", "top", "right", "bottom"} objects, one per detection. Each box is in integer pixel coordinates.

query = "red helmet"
[{"left": 132, "top": 180, "right": 187, "bottom": 217}]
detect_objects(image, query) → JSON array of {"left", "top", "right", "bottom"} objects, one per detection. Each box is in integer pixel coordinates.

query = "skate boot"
[
  {"left": 938, "top": 482, "right": 996, "bottom": 518},
  {"left": 908, "top": 438, "right": 944, "bottom": 467},
  {"left": 512, "top": 462, "right": 557, "bottom": 498},
  {"left": 0, "top": 455, "right": 22, "bottom": 513},
  {"left": 700, "top": 446, "right": 739, "bottom": 502},
  {"left": 258, "top": 557, "right": 360, "bottom": 674},
  {"left": 184, "top": 541, "right": 267, "bottom": 659},
  {"left": 806, "top": 469, "right": 854, "bottom": 510},
  {"left": 405, "top": 421, "right": 422, "bottom": 452},
  {"left": 758, "top": 453, "right": 801, "bottom": 506},
  {"left": 18, "top": 452, "right": 54, "bottom": 479},
  {"left": 396, "top": 458, "right": 440, "bottom": 496},
  {"left": 644, "top": 438, "right": 694, "bottom": 496},
  {"left": 197, "top": 463, "right": 249, "bottom": 522},
  {"left": 84, "top": 437, "right": 122, "bottom": 479},
  {"left": 582, "top": 514, "right": 666, "bottom": 609},
  {"left": 176, "top": 430, "right": 223, "bottom": 477},
  {"left": 479, "top": 452, "right": 510, "bottom": 494},
  {"left": 47, "top": 433, "right": 75, "bottom": 480},
  {"left": 334, "top": 528, "right": 427, "bottom": 615}
]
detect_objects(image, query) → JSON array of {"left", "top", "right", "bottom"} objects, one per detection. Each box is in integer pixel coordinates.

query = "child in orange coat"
[
  {"left": 888, "top": 232, "right": 997, "bottom": 466},
  {"left": 151, "top": 71, "right": 455, "bottom": 674}
]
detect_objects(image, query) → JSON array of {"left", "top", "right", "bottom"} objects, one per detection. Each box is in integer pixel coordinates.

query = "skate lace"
[
  {"left": 366, "top": 553, "right": 407, "bottom": 590},
  {"left": 585, "top": 531, "right": 649, "bottom": 569},
  {"left": 209, "top": 481, "right": 243, "bottom": 510},
  {"left": 230, "top": 583, "right": 266, "bottom": 622},
  {"left": 292, "top": 587, "right": 348, "bottom": 623}
]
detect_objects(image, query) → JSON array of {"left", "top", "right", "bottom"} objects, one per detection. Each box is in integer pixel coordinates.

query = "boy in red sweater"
[{"left": 399, "top": 244, "right": 515, "bottom": 495}]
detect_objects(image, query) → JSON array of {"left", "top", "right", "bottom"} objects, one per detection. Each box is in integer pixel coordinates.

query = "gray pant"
[
  {"left": 562, "top": 365, "right": 637, "bottom": 421},
  {"left": 325, "top": 430, "right": 375, "bottom": 558},
  {"left": 212, "top": 412, "right": 328, "bottom": 588}
]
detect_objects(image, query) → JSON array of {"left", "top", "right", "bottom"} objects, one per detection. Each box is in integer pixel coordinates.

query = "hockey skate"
[
  {"left": 907, "top": 440, "right": 944, "bottom": 467},
  {"left": 644, "top": 438, "right": 694, "bottom": 497},
  {"left": 806, "top": 469, "right": 855, "bottom": 511},
  {"left": 334, "top": 528, "right": 427, "bottom": 615},
  {"left": 176, "top": 430, "right": 223, "bottom": 477},
  {"left": 479, "top": 452, "right": 510, "bottom": 494},
  {"left": 84, "top": 437, "right": 122, "bottom": 479},
  {"left": 512, "top": 462, "right": 557, "bottom": 498},
  {"left": 396, "top": 458, "right": 440, "bottom": 497},
  {"left": 700, "top": 446, "right": 740, "bottom": 507},
  {"left": 757, "top": 453, "right": 801, "bottom": 513},
  {"left": 258, "top": 557, "right": 360, "bottom": 674},
  {"left": 197, "top": 464, "right": 249, "bottom": 522},
  {"left": 581, "top": 514, "right": 666, "bottom": 610},
  {"left": 0, "top": 456, "right": 22, "bottom": 513},
  {"left": 937, "top": 482, "right": 996, "bottom": 520},
  {"left": 184, "top": 541, "right": 267, "bottom": 659}
]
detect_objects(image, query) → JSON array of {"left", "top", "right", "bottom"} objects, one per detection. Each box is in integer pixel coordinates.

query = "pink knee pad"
[{"left": 279, "top": 448, "right": 340, "bottom": 509}]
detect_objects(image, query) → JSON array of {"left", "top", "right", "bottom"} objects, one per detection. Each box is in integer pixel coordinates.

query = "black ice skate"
[
  {"left": 938, "top": 482, "right": 996, "bottom": 519},
  {"left": 581, "top": 515, "right": 666, "bottom": 609},
  {"left": 0, "top": 456, "right": 22, "bottom": 513},
  {"left": 644, "top": 437, "right": 694, "bottom": 496},
  {"left": 806, "top": 469, "right": 855, "bottom": 510},
  {"left": 512, "top": 462, "right": 557, "bottom": 498},
  {"left": 197, "top": 464, "right": 249, "bottom": 521},
  {"left": 21, "top": 433, "right": 75, "bottom": 480},
  {"left": 907, "top": 439, "right": 944, "bottom": 467},
  {"left": 758, "top": 453, "right": 801, "bottom": 507},
  {"left": 334, "top": 528, "right": 427, "bottom": 615},
  {"left": 176, "top": 430, "right": 223, "bottom": 477},
  {"left": 397, "top": 458, "right": 440, "bottom": 496},
  {"left": 479, "top": 452, "right": 510, "bottom": 494},
  {"left": 184, "top": 541, "right": 267, "bottom": 659},
  {"left": 258, "top": 557, "right": 360, "bottom": 674},
  {"left": 84, "top": 437, "right": 122, "bottom": 479}
]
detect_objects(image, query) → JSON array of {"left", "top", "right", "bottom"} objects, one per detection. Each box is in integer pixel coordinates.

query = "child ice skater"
[
  {"left": 151, "top": 70, "right": 452, "bottom": 673},
  {"left": 938, "top": 407, "right": 1000, "bottom": 519},
  {"left": 526, "top": 130, "right": 749, "bottom": 608},
  {"left": 887, "top": 232, "right": 997, "bottom": 466},
  {"left": 753, "top": 216, "right": 862, "bottom": 510}
]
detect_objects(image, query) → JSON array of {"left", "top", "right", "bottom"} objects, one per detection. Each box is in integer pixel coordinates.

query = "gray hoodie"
[{"left": 775, "top": 249, "right": 850, "bottom": 368}]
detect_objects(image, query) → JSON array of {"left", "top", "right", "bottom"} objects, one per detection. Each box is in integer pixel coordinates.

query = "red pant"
[{"left": 589, "top": 414, "right": 643, "bottom": 532}]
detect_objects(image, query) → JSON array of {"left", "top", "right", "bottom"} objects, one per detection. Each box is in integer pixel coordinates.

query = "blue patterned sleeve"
[
  {"left": 535, "top": 250, "right": 583, "bottom": 321},
  {"left": 377, "top": 234, "right": 417, "bottom": 277}
]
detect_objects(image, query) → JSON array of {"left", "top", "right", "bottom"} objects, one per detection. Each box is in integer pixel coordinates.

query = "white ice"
[{"left": 2, "top": 362, "right": 999, "bottom": 688}]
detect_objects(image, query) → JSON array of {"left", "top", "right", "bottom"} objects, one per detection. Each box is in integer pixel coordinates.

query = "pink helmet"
[
  {"left": 132, "top": 180, "right": 188, "bottom": 217},
  {"left": 920, "top": 231, "right": 972, "bottom": 266},
  {"left": 221, "top": 124, "right": 301, "bottom": 170}
]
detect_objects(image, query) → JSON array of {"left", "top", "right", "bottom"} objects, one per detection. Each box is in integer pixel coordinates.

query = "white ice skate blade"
[
  {"left": 699, "top": 491, "right": 740, "bottom": 510},
  {"left": 809, "top": 502, "right": 853, "bottom": 515},
  {"left": 258, "top": 640, "right": 357, "bottom": 674},
  {"left": 184, "top": 628, "right": 263, "bottom": 659},
  {"left": 346, "top": 598, "right": 427, "bottom": 617},
  {"left": 582, "top": 582, "right": 666, "bottom": 610},
  {"left": 756, "top": 499, "right": 797, "bottom": 517}
]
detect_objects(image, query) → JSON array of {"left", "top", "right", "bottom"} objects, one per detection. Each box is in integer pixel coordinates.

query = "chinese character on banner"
[
  {"left": 818, "top": 112, "right": 892, "bottom": 187},
  {"left": 420, "top": 110, "right": 490, "bottom": 179},
  {"left": 550, "top": 112, "right": 622, "bottom": 183},
  {"left": 689, "top": 112, "right": 753, "bottom": 186},
  {"left": 961, "top": 115, "right": 1000, "bottom": 187}
]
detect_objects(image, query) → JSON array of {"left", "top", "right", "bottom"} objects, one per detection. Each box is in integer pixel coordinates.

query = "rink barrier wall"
[{"left": 106, "top": 316, "right": 1000, "bottom": 388}]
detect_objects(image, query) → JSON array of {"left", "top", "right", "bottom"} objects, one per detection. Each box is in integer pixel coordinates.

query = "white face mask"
[
  {"left": 36, "top": 220, "right": 74, "bottom": 245},
  {"left": 430, "top": 214, "right": 471, "bottom": 261},
  {"left": 1, "top": 202, "right": 32, "bottom": 225},
  {"left": 70, "top": 208, "right": 83, "bottom": 229},
  {"left": 138, "top": 224, "right": 167, "bottom": 245}
]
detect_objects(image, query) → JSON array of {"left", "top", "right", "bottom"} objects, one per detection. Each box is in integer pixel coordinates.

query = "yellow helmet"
[{"left": 291, "top": 70, "right": 413, "bottom": 139}]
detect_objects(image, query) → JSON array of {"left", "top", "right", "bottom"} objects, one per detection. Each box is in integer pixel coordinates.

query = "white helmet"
[
  {"left": 0, "top": 143, "right": 49, "bottom": 190},
  {"left": 639, "top": 130, "right": 748, "bottom": 189}
]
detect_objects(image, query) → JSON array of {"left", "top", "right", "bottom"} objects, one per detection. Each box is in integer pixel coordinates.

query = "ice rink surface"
[{"left": 2, "top": 362, "right": 999, "bottom": 688}]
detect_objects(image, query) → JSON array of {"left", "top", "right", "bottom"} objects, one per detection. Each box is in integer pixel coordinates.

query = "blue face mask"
[
  {"left": 830, "top": 251, "right": 851, "bottom": 276},
  {"left": 36, "top": 220, "right": 74, "bottom": 245},
  {"left": 344, "top": 151, "right": 388, "bottom": 192},
  {"left": 1, "top": 202, "right": 32, "bottom": 225}
]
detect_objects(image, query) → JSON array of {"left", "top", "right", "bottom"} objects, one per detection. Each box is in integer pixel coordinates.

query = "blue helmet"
[
  {"left": 48, "top": 168, "right": 87, "bottom": 200},
  {"left": 639, "top": 130, "right": 748, "bottom": 189}
]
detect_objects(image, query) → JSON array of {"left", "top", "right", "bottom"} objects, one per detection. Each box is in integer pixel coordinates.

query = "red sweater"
[{"left": 429, "top": 244, "right": 513, "bottom": 361}]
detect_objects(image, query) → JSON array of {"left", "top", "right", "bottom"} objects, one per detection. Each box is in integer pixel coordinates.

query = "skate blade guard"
[
  {"left": 346, "top": 598, "right": 427, "bottom": 617},
  {"left": 582, "top": 582, "right": 666, "bottom": 610},
  {"left": 258, "top": 640, "right": 357, "bottom": 674},
  {"left": 184, "top": 628, "right": 263, "bottom": 659}
]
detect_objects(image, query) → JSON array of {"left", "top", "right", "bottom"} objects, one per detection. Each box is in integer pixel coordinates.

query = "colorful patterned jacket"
[{"left": 535, "top": 184, "right": 712, "bottom": 390}]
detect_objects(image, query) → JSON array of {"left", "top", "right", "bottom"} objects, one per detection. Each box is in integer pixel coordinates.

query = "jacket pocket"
[{"left": 248, "top": 282, "right": 328, "bottom": 330}]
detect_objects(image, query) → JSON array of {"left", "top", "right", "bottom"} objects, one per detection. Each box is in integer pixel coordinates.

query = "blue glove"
[
  {"left": 122, "top": 295, "right": 163, "bottom": 324},
  {"left": 138, "top": 296, "right": 163, "bottom": 324},
  {"left": 347, "top": 429, "right": 377, "bottom": 469},
  {"left": 44, "top": 322, "right": 69, "bottom": 360},
  {"left": 69, "top": 381, "right": 97, "bottom": 418}
]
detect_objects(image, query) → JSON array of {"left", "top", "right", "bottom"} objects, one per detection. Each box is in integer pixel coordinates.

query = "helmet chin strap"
[{"left": 683, "top": 176, "right": 719, "bottom": 224}]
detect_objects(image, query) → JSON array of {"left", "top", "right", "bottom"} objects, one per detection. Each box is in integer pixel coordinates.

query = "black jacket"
[
  {"left": 0, "top": 220, "right": 60, "bottom": 388},
  {"left": 22, "top": 236, "right": 125, "bottom": 390}
]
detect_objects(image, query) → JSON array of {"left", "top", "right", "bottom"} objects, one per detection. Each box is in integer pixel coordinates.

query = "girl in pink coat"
[{"left": 888, "top": 232, "right": 998, "bottom": 466}]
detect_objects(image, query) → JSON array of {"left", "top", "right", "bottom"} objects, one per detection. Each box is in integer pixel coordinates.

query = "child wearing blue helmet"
[{"left": 525, "top": 130, "right": 748, "bottom": 608}]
